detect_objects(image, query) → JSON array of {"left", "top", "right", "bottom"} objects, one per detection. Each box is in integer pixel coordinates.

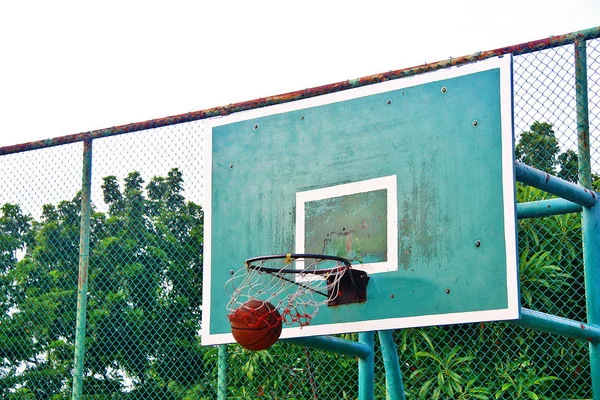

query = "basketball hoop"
[{"left": 226, "top": 254, "right": 369, "bottom": 331}]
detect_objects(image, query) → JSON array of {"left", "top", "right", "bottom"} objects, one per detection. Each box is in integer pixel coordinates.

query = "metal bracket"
[{"left": 327, "top": 268, "right": 369, "bottom": 306}]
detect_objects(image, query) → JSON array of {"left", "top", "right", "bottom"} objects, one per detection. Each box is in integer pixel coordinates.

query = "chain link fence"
[{"left": 1, "top": 28, "right": 600, "bottom": 399}]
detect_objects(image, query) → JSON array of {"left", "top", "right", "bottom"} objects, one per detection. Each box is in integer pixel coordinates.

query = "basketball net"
[{"left": 226, "top": 255, "right": 348, "bottom": 328}]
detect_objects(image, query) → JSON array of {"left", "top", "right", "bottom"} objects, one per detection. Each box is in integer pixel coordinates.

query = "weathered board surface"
[{"left": 202, "top": 56, "right": 518, "bottom": 345}]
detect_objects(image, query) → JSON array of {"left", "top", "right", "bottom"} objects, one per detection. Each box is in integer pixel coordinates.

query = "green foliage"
[
  {"left": 1, "top": 118, "right": 596, "bottom": 398},
  {"left": 515, "top": 122, "right": 560, "bottom": 174},
  {"left": 519, "top": 249, "right": 571, "bottom": 311},
  {"left": 494, "top": 356, "right": 558, "bottom": 400},
  {"left": 407, "top": 332, "right": 488, "bottom": 399},
  {"left": 411, "top": 347, "right": 473, "bottom": 399},
  {"left": 557, "top": 149, "right": 579, "bottom": 183},
  {"left": 515, "top": 122, "right": 584, "bottom": 187},
  {"left": 1, "top": 168, "right": 205, "bottom": 398},
  {"left": 0, "top": 203, "right": 32, "bottom": 272},
  {"left": 0, "top": 194, "right": 80, "bottom": 398},
  {"left": 226, "top": 346, "right": 274, "bottom": 382}
]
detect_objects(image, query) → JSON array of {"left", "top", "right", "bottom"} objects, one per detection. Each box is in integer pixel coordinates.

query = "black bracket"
[{"left": 326, "top": 268, "right": 369, "bottom": 306}]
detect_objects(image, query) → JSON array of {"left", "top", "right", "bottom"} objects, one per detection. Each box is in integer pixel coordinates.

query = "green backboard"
[{"left": 202, "top": 56, "right": 518, "bottom": 345}]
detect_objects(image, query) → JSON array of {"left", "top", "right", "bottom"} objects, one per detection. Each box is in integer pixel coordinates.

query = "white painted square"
[{"left": 295, "top": 175, "right": 398, "bottom": 274}]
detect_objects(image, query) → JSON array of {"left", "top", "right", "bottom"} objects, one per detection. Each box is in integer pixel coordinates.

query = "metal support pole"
[
  {"left": 217, "top": 345, "right": 228, "bottom": 400},
  {"left": 514, "top": 162, "right": 597, "bottom": 208},
  {"left": 378, "top": 330, "right": 406, "bottom": 400},
  {"left": 583, "top": 205, "right": 600, "bottom": 397},
  {"left": 510, "top": 308, "right": 600, "bottom": 343},
  {"left": 284, "top": 335, "right": 372, "bottom": 359},
  {"left": 71, "top": 138, "right": 93, "bottom": 400},
  {"left": 517, "top": 198, "right": 582, "bottom": 219},
  {"left": 358, "top": 332, "right": 375, "bottom": 400},
  {"left": 576, "top": 39, "right": 592, "bottom": 190},
  {"left": 575, "top": 38, "right": 600, "bottom": 397}
]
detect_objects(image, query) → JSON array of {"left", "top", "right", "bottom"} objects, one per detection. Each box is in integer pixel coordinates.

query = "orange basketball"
[{"left": 229, "top": 299, "right": 282, "bottom": 351}]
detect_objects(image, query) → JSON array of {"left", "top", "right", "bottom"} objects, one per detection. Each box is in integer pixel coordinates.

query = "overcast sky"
[{"left": 1, "top": 1, "right": 599, "bottom": 147}]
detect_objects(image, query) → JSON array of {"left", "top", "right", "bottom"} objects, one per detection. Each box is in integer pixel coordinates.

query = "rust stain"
[
  {"left": 580, "top": 132, "right": 590, "bottom": 149},
  {"left": 583, "top": 189, "right": 597, "bottom": 200},
  {"left": 345, "top": 232, "right": 353, "bottom": 254},
  {"left": 77, "top": 268, "right": 88, "bottom": 288},
  {"left": 545, "top": 174, "right": 550, "bottom": 184}
]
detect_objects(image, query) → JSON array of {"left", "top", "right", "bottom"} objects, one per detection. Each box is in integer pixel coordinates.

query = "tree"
[
  {"left": 86, "top": 168, "right": 205, "bottom": 397},
  {"left": 0, "top": 168, "right": 205, "bottom": 398},
  {"left": 556, "top": 149, "right": 578, "bottom": 183},
  {"left": 515, "top": 122, "right": 560, "bottom": 174},
  {"left": 0, "top": 203, "right": 31, "bottom": 273},
  {"left": 0, "top": 197, "right": 80, "bottom": 398}
]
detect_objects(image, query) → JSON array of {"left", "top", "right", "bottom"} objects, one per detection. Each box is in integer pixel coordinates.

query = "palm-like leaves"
[
  {"left": 519, "top": 248, "right": 572, "bottom": 312},
  {"left": 409, "top": 333, "right": 486, "bottom": 399}
]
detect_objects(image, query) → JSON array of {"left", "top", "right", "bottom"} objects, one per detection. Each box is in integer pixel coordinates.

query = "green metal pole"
[
  {"left": 71, "top": 138, "right": 93, "bottom": 400},
  {"left": 378, "top": 330, "right": 406, "bottom": 400},
  {"left": 576, "top": 39, "right": 592, "bottom": 190},
  {"left": 583, "top": 205, "right": 600, "bottom": 397},
  {"left": 358, "top": 332, "right": 375, "bottom": 400},
  {"left": 510, "top": 308, "right": 600, "bottom": 343},
  {"left": 517, "top": 198, "right": 582, "bottom": 219},
  {"left": 217, "top": 345, "right": 228, "bottom": 400},
  {"left": 514, "top": 162, "right": 597, "bottom": 208},
  {"left": 575, "top": 38, "right": 600, "bottom": 397},
  {"left": 284, "top": 335, "right": 372, "bottom": 359}
]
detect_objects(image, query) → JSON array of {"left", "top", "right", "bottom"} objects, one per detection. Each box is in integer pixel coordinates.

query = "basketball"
[{"left": 229, "top": 299, "right": 282, "bottom": 351}]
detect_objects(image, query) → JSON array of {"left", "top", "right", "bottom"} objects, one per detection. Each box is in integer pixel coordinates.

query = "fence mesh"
[{"left": 1, "top": 32, "right": 600, "bottom": 399}]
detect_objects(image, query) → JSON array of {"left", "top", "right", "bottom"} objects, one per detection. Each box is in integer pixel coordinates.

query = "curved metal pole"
[
  {"left": 358, "top": 332, "right": 375, "bottom": 400},
  {"left": 284, "top": 335, "right": 372, "bottom": 359},
  {"left": 514, "top": 162, "right": 597, "bottom": 208},
  {"left": 511, "top": 308, "right": 600, "bottom": 343},
  {"left": 378, "top": 330, "right": 406, "bottom": 400}
]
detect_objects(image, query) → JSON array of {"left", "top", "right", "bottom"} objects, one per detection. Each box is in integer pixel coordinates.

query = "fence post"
[
  {"left": 378, "top": 330, "right": 406, "bottom": 400},
  {"left": 575, "top": 38, "right": 600, "bottom": 397},
  {"left": 71, "top": 138, "right": 93, "bottom": 400},
  {"left": 217, "top": 345, "right": 228, "bottom": 400},
  {"left": 576, "top": 39, "right": 592, "bottom": 190},
  {"left": 358, "top": 331, "right": 375, "bottom": 400}
]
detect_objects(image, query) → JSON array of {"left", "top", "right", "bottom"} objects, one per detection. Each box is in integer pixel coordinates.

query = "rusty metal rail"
[{"left": 2, "top": 26, "right": 600, "bottom": 156}]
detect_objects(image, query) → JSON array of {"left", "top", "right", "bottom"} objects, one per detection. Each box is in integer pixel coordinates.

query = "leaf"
[
  {"left": 419, "top": 380, "right": 433, "bottom": 399},
  {"left": 432, "top": 386, "right": 442, "bottom": 400},
  {"left": 526, "top": 391, "right": 539, "bottom": 400},
  {"left": 532, "top": 376, "right": 558, "bottom": 385}
]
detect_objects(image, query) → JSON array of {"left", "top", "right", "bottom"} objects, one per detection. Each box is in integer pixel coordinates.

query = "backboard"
[{"left": 202, "top": 56, "right": 518, "bottom": 345}]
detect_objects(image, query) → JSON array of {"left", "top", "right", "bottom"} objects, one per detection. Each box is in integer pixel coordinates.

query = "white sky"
[{"left": 0, "top": 0, "right": 599, "bottom": 147}]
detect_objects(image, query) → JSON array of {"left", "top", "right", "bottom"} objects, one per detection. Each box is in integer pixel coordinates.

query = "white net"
[{"left": 226, "top": 254, "right": 349, "bottom": 327}]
